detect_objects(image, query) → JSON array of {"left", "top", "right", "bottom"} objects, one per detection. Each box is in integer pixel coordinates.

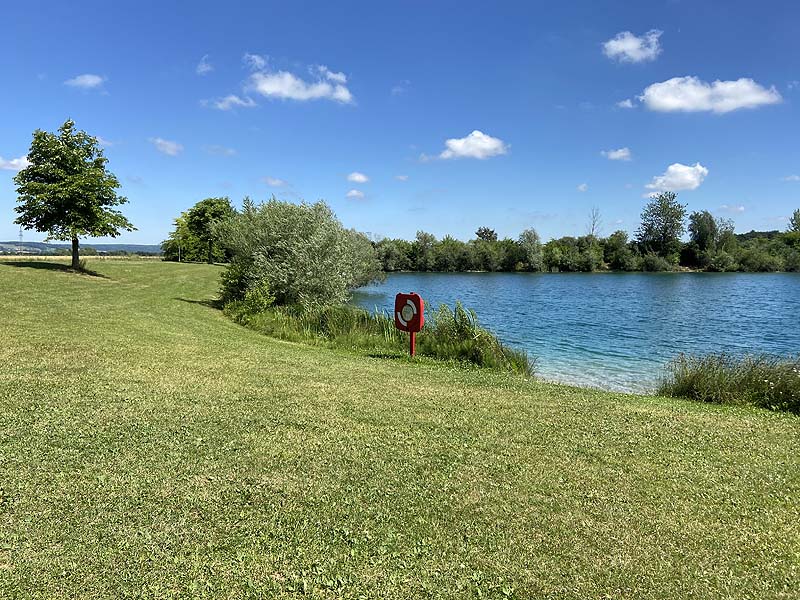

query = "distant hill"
[{"left": 0, "top": 241, "right": 162, "bottom": 254}]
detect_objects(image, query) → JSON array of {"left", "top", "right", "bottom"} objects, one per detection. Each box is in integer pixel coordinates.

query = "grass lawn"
[{"left": 0, "top": 259, "right": 797, "bottom": 599}]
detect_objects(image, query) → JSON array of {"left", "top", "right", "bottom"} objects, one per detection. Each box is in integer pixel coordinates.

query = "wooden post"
[{"left": 410, "top": 331, "right": 416, "bottom": 357}]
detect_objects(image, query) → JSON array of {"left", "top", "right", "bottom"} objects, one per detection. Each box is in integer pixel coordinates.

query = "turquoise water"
[{"left": 352, "top": 272, "right": 800, "bottom": 393}]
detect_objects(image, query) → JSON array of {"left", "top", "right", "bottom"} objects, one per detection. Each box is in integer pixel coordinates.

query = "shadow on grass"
[
  {"left": 0, "top": 260, "right": 110, "bottom": 279},
  {"left": 367, "top": 353, "right": 406, "bottom": 360},
  {"left": 174, "top": 297, "right": 223, "bottom": 310}
]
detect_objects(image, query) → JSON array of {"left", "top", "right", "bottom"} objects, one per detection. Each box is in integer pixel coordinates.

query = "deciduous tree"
[{"left": 13, "top": 119, "right": 134, "bottom": 269}]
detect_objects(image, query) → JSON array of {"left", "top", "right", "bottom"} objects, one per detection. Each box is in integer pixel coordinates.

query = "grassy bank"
[
  {"left": 0, "top": 259, "right": 798, "bottom": 598},
  {"left": 224, "top": 300, "right": 533, "bottom": 375}
]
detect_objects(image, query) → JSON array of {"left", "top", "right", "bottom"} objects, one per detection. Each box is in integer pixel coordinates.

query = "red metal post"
[{"left": 410, "top": 331, "right": 416, "bottom": 357}]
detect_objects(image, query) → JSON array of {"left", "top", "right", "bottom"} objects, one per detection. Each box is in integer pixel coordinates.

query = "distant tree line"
[{"left": 374, "top": 193, "right": 800, "bottom": 273}]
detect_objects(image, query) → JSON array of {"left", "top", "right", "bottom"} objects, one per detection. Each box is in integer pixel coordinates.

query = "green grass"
[
  {"left": 660, "top": 353, "right": 800, "bottom": 414},
  {"left": 225, "top": 300, "right": 533, "bottom": 375},
  {"left": 0, "top": 259, "right": 798, "bottom": 599}
]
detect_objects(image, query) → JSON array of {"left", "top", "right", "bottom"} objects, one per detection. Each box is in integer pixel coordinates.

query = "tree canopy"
[
  {"left": 13, "top": 119, "right": 134, "bottom": 268},
  {"left": 185, "top": 197, "right": 236, "bottom": 263},
  {"left": 635, "top": 191, "right": 687, "bottom": 262}
]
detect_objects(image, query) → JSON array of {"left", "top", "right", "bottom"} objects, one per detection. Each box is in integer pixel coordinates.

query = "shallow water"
[{"left": 353, "top": 272, "right": 800, "bottom": 393}]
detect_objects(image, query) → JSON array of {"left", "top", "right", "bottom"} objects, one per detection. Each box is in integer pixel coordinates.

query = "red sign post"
[{"left": 394, "top": 292, "right": 424, "bottom": 356}]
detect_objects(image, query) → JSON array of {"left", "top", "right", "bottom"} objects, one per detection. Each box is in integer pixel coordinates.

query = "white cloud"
[
  {"left": 64, "top": 73, "right": 105, "bottom": 89},
  {"left": 640, "top": 76, "right": 782, "bottom": 113},
  {"left": 577, "top": 183, "right": 589, "bottom": 192},
  {"left": 247, "top": 68, "right": 353, "bottom": 104},
  {"left": 149, "top": 137, "right": 183, "bottom": 156},
  {"left": 95, "top": 136, "right": 114, "bottom": 147},
  {"left": 603, "top": 30, "right": 662, "bottom": 63},
  {"left": 315, "top": 65, "right": 347, "bottom": 84},
  {"left": 347, "top": 171, "right": 369, "bottom": 183},
  {"left": 207, "top": 95, "right": 257, "bottom": 111},
  {"left": 196, "top": 55, "right": 213, "bottom": 75},
  {"left": 782, "top": 174, "right": 800, "bottom": 182},
  {"left": 203, "top": 145, "right": 236, "bottom": 156},
  {"left": 0, "top": 155, "right": 30, "bottom": 171},
  {"left": 346, "top": 189, "right": 365, "bottom": 199},
  {"left": 645, "top": 162, "right": 708, "bottom": 192},
  {"left": 243, "top": 53, "right": 267, "bottom": 71},
  {"left": 601, "top": 147, "right": 632, "bottom": 161},
  {"left": 616, "top": 99, "right": 635, "bottom": 109},
  {"left": 395, "top": 175, "right": 409, "bottom": 181},
  {"left": 434, "top": 130, "right": 508, "bottom": 160},
  {"left": 719, "top": 204, "right": 745, "bottom": 213},
  {"left": 263, "top": 177, "right": 287, "bottom": 187}
]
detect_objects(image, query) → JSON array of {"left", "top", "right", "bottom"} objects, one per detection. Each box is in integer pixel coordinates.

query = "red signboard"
[
  {"left": 394, "top": 292, "right": 424, "bottom": 332},
  {"left": 395, "top": 292, "right": 424, "bottom": 357}
]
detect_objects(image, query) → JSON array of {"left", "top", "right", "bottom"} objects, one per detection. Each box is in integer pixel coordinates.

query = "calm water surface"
[{"left": 352, "top": 272, "right": 800, "bottom": 393}]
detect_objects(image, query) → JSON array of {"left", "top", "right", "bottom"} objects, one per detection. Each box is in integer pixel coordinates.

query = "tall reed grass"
[
  {"left": 659, "top": 353, "right": 800, "bottom": 414},
  {"left": 224, "top": 300, "right": 533, "bottom": 376}
]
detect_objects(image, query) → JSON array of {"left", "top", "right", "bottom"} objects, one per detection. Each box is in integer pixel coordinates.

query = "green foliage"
[
  {"left": 603, "top": 230, "right": 637, "bottom": 270},
  {"left": 419, "top": 302, "right": 533, "bottom": 375},
  {"left": 543, "top": 236, "right": 603, "bottom": 272},
  {"left": 475, "top": 227, "right": 498, "bottom": 242},
  {"left": 225, "top": 298, "right": 533, "bottom": 375},
  {"left": 13, "top": 119, "right": 134, "bottom": 268},
  {"left": 636, "top": 191, "right": 687, "bottom": 261},
  {"left": 216, "top": 197, "right": 382, "bottom": 308},
  {"left": 185, "top": 197, "right": 236, "bottom": 263},
  {"left": 161, "top": 213, "right": 226, "bottom": 262},
  {"left": 659, "top": 353, "right": 800, "bottom": 414},
  {"left": 788, "top": 208, "right": 800, "bottom": 233},
  {"left": 518, "top": 228, "right": 544, "bottom": 272},
  {"left": 736, "top": 247, "right": 784, "bottom": 272},
  {"left": 641, "top": 252, "right": 673, "bottom": 272}
]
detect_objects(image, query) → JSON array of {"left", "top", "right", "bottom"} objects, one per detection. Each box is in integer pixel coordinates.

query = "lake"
[{"left": 352, "top": 272, "right": 800, "bottom": 393}]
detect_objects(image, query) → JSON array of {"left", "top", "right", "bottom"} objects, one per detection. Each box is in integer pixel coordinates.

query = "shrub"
[
  {"left": 736, "top": 248, "right": 784, "bottom": 272},
  {"left": 706, "top": 250, "right": 738, "bottom": 272},
  {"left": 641, "top": 252, "right": 673, "bottom": 272},
  {"left": 659, "top": 353, "right": 800, "bottom": 414},
  {"left": 215, "top": 198, "right": 382, "bottom": 308}
]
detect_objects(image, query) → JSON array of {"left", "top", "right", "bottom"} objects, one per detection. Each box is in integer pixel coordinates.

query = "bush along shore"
[{"left": 659, "top": 353, "right": 800, "bottom": 414}]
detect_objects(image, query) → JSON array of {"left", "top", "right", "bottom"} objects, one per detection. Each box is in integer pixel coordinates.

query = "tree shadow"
[
  {"left": 174, "top": 297, "right": 223, "bottom": 310},
  {"left": 0, "top": 260, "right": 110, "bottom": 279}
]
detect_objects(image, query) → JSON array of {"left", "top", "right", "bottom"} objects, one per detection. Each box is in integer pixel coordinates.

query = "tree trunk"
[
  {"left": 71, "top": 236, "right": 80, "bottom": 270},
  {"left": 207, "top": 239, "right": 213, "bottom": 264}
]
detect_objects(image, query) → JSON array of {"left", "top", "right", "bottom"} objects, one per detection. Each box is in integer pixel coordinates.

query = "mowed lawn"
[{"left": 0, "top": 259, "right": 797, "bottom": 599}]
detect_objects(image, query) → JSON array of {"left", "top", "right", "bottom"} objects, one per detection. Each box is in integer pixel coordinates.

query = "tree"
[
  {"left": 161, "top": 212, "right": 223, "bottom": 262},
  {"left": 13, "top": 119, "right": 134, "bottom": 269},
  {"left": 789, "top": 209, "right": 800, "bottom": 233},
  {"left": 475, "top": 227, "right": 498, "bottom": 242},
  {"left": 518, "top": 228, "right": 544, "bottom": 271},
  {"left": 411, "top": 231, "right": 437, "bottom": 271},
  {"left": 588, "top": 207, "right": 602, "bottom": 239},
  {"left": 635, "top": 191, "right": 687, "bottom": 262},
  {"left": 186, "top": 197, "right": 236, "bottom": 263},
  {"left": 688, "top": 211, "right": 719, "bottom": 254},
  {"left": 603, "top": 230, "right": 637, "bottom": 271}
]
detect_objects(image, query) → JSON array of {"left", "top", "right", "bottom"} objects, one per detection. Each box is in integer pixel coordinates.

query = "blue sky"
[{"left": 1, "top": 0, "right": 798, "bottom": 244}]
